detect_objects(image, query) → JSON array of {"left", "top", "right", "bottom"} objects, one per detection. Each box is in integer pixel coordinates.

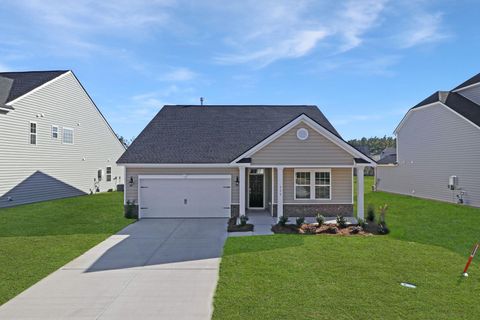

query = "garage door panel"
[{"left": 139, "top": 176, "right": 231, "bottom": 218}]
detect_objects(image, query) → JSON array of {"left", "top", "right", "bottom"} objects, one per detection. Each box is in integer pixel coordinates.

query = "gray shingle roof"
[
  {"left": 0, "top": 70, "right": 69, "bottom": 103},
  {"left": 377, "top": 154, "right": 397, "bottom": 165},
  {"left": 117, "top": 105, "right": 346, "bottom": 164},
  {"left": 453, "top": 73, "right": 480, "bottom": 91},
  {"left": 412, "top": 91, "right": 480, "bottom": 128}
]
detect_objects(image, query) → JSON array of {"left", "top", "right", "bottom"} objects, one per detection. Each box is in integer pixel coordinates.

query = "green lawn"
[
  {"left": 0, "top": 192, "right": 131, "bottom": 306},
  {"left": 213, "top": 177, "right": 480, "bottom": 319}
]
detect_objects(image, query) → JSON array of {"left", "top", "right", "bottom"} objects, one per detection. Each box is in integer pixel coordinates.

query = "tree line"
[{"left": 348, "top": 136, "right": 396, "bottom": 156}]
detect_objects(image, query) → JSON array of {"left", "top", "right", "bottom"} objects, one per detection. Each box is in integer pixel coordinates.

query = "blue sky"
[{"left": 1, "top": 0, "right": 479, "bottom": 140}]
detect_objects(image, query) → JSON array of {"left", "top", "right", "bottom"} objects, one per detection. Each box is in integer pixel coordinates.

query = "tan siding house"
[
  {"left": 0, "top": 71, "right": 125, "bottom": 207},
  {"left": 118, "top": 106, "right": 375, "bottom": 220}
]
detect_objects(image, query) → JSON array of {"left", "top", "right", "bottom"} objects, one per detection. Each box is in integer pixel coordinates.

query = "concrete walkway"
[{"left": 0, "top": 218, "right": 228, "bottom": 320}]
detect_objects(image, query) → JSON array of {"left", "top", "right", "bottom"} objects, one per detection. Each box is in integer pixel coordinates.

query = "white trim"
[
  {"left": 394, "top": 101, "right": 480, "bottom": 135},
  {"left": 62, "top": 127, "right": 74, "bottom": 144},
  {"left": 293, "top": 168, "right": 332, "bottom": 201},
  {"left": 5, "top": 72, "right": 70, "bottom": 106},
  {"left": 239, "top": 167, "right": 246, "bottom": 217},
  {"left": 0, "top": 106, "right": 13, "bottom": 112},
  {"left": 137, "top": 174, "right": 232, "bottom": 219},
  {"left": 29, "top": 121, "right": 37, "bottom": 145},
  {"left": 247, "top": 168, "right": 266, "bottom": 209},
  {"left": 123, "top": 163, "right": 238, "bottom": 168},
  {"left": 277, "top": 167, "right": 284, "bottom": 220},
  {"left": 122, "top": 163, "right": 356, "bottom": 169},
  {"left": 138, "top": 174, "right": 232, "bottom": 180},
  {"left": 281, "top": 202, "right": 353, "bottom": 205},
  {"left": 51, "top": 125, "right": 59, "bottom": 139},
  {"left": 271, "top": 168, "right": 275, "bottom": 216},
  {"left": 452, "top": 81, "right": 480, "bottom": 93},
  {"left": 230, "top": 114, "right": 375, "bottom": 165}
]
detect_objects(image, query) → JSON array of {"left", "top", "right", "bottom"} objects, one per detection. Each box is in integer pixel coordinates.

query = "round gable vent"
[{"left": 296, "top": 128, "right": 309, "bottom": 140}]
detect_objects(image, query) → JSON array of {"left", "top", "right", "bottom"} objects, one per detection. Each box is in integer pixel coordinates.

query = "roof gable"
[
  {"left": 0, "top": 70, "right": 68, "bottom": 103},
  {"left": 453, "top": 72, "right": 480, "bottom": 91},
  {"left": 117, "top": 105, "right": 363, "bottom": 164}
]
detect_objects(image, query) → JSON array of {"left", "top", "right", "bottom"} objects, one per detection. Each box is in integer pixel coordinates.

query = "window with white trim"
[
  {"left": 294, "top": 170, "right": 331, "bottom": 200},
  {"left": 51, "top": 125, "right": 59, "bottom": 139},
  {"left": 63, "top": 127, "right": 74, "bottom": 144},
  {"left": 29, "top": 122, "right": 37, "bottom": 145},
  {"left": 106, "top": 166, "right": 112, "bottom": 182}
]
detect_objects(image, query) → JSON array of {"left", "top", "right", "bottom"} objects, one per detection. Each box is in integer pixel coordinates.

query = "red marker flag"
[{"left": 463, "top": 243, "right": 479, "bottom": 275}]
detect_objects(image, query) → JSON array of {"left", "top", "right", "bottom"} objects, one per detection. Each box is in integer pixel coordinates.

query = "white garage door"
[{"left": 138, "top": 175, "right": 231, "bottom": 218}]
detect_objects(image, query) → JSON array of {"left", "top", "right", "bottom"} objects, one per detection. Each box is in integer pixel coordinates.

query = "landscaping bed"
[
  {"left": 228, "top": 217, "right": 254, "bottom": 232},
  {"left": 271, "top": 223, "right": 370, "bottom": 235}
]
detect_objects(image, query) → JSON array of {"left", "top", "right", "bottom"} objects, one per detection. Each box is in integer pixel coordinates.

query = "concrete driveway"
[{"left": 0, "top": 218, "right": 228, "bottom": 320}]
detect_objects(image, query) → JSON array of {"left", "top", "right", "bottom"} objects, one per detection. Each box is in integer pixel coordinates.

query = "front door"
[{"left": 249, "top": 170, "right": 264, "bottom": 208}]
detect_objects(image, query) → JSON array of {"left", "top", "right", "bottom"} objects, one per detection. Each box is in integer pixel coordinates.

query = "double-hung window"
[
  {"left": 29, "top": 122, "right": 37, "bottom": 145},
  {"left": 63, "top": 127, "right": 74, "bottom": 144},
  {"left": 294, "top": 169, "right": 331, "bottom": 200},
  {"left": 106, "top": 166, "right": 112, "bottom": 182},
  {"left": 52, "top": 125, "right": 59, "bottom": 139}
]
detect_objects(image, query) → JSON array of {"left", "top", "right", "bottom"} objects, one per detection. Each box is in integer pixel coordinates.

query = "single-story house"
[
  {"left": 376, "top": 72, "right": 480, "bottom": 207},
  {"left": 117, "top": 105, "right": 375, "bottom": 220}
]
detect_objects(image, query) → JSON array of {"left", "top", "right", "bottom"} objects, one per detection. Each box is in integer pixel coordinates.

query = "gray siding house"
[
  {"left": 0, "top": 70, "right": 126, "bottom": 208},
  {"left": 117, "top": 105, "right": 375, "bottom": 220},
  {"left": 376, "top": 73, "right": 480, "bottom": 207}
]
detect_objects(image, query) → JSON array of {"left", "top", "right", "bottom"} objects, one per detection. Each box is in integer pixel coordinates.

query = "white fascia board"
[
  {"left": 452, "top": 81, "right": 480, "bottom": 93},
  {"left": 247, "top": 164, "right": 354, "bottom": 168},
  {"left": 394, "top": 101, "right": 480, "bottom": 135},
  {"left": 122, "top": 163, "right": 240, "bottom": 168},
  {"left": 5, "top": 71, "right": 70, "bottom": 106},
  {"left": 0, "top": 106, "right": 13, "bottom": 112},
  {"left": 138, "top": 174, "right": 232, "bottom": 180},
  {"left": 230, "top": 114, "right": 375, "bottom": 165}
]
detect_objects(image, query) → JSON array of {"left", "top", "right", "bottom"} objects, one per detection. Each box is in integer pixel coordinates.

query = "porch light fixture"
[
  {"left": 129, "top": 176, "right": 134, "bottom": 187},
  {"left": 235, "top": 176, "right": 239, "bottom": 186}
]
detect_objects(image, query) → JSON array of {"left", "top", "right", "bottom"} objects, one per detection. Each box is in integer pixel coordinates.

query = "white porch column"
[
  {"left": 277, "top": 167, "right": 284, "bottom": 221},
  {"left": 356, "top": 166, "right": 365, "bottom": 220},
  {"left": 239, "top": 166, "right": 246, "bottom": 218}
]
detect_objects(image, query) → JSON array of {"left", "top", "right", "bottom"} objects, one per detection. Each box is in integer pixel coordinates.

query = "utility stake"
[{"left": 462, "top": 243, "right": 479, "bottom": 277}]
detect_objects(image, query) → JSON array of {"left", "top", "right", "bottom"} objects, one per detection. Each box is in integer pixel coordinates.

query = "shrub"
[
  {"left": 278, "top": 216, "right": 289, "bottom": 226},
  {"left": 125, "top": 200, "right": 137, "bottom": 219},
  {"left": 295, "top": 217, "right": 305, "bottom": 227},
  {"left": 378, "top": 204, "right": 388, "bottom": 225},
  {"left": 366, "top": 204, "right": 376, "bottom": 222},
  {"left": 316, "top": 214, "right": 325, "bottom": 226},
  {"left": 336, "top": 215, "right": 348, "bottom": 228},
  {"left": 239, "top": 215, "right": 249, "bottom": 226},
  {"left": 357, "top": 218, "right": 367, "bottom": 229}
]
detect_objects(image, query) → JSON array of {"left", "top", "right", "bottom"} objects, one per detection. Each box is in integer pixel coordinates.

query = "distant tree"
[
  {"left": 348, "top": 136, "right": 396, "bottom": 156},
  {"left": 116, "top": 134, "right": 134, "bottom": 148}
]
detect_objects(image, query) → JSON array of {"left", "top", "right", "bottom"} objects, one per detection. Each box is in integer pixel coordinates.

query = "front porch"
[{"left": 238, "top": 165, "right": 367, "bottom": 221}]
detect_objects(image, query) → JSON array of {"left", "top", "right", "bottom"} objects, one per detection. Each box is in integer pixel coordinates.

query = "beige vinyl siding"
[
  {"left": 0, "top": 72, "right": 125, "bottom": 207},
  {"left": 125, "top": 167, "right": 240, "bottom": 204},
  {"left": 251, "top": 123, "right": 354, "bottom": 165},
  {"left": 376, "top": 103, "right": 480, "bottom": 207},
  {"left": 457, "top": 85, "right": 480, "bottom": 105}
]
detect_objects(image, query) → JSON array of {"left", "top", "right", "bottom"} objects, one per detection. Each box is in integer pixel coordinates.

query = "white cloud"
[
  {"left": 398, "top": 12, "right": 449, "bottom": 48},
  {"left": 216, "top": 30, "right": 328, "bottom": 67},
  {"left": 159, "top": 67, "right": 197, "bottom": 82},
  {"left": 336, "top": 0, "right": 388, "bottom": 52}
]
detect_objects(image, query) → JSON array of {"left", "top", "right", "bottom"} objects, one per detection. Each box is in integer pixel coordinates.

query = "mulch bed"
[
  {"left": 228, "top": 217, "right": 254, "bottom": 232},
  {"left": 271, "top": 223, "right": 373, "bottom": 236}
]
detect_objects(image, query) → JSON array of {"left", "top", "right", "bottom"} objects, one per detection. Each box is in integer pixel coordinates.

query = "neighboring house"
[
  {"left": 117, "top": 105, "right": 375, "bottom": 220},
  {"left": 376, "top": 73, "right": 480, "bottom": 207},
  {"left": 377, "top": 147, "right": 397, "bottom": 165},
  {"left": 0, "top": 70, "right": 126, "bottom": 208}
]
